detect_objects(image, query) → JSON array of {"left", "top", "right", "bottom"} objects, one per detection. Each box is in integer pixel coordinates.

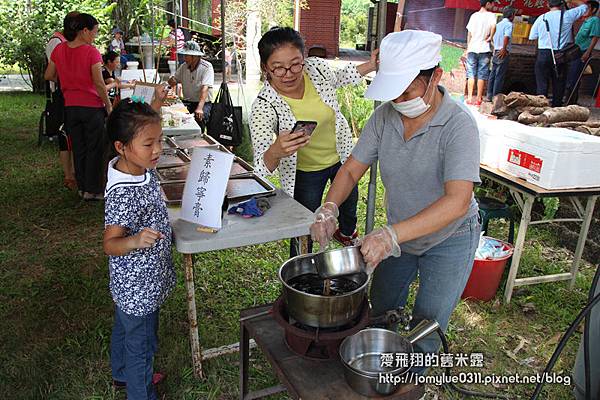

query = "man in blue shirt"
[
  {"left": 487, "top": 6, "right": 516, "bottom": 99},
  {"left": 529, "top": 0, "right": 587, "bottom": 106},
  {"left": 566, "top": 0, "right": 600, "bottom": 103}
]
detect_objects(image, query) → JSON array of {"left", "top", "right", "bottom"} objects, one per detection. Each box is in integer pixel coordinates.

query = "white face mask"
[{"left": 391, "top": 75, "right": 433, "bottom": 118}]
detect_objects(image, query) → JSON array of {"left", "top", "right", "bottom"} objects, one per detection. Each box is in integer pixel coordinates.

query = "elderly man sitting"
[{"left": 168, "top": 41, "right": 214, "bottom": 130}]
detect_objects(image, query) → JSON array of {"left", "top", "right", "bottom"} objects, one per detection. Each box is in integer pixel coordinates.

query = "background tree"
[
  {"left": 339, "top": 0, "right": 369, "bottom": 48},
  {"left": 0, "top": 0, "right": 114, "bottom": 93}
]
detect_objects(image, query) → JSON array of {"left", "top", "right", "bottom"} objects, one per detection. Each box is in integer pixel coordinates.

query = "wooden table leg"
[
  {"left": 504, "top": 195, "right": 535, "bottom": 304},
  {"left": 298, "top": 235, "right": 310, "bottom": 255},
  {"left": 569, "top": 195, "right": 598, "bottom": 289},
  {"left": 184, "top": 253, "right": 203, "bottom": 379}
]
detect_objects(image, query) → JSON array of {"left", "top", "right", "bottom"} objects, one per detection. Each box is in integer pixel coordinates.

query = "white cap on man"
[{"left": 365, "top": 30, "right": 442, "bottom": 102}]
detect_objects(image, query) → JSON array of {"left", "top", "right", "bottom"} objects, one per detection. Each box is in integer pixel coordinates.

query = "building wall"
[
  {"left": 298, "top": 0, "right": 342, "bottom": 57},
  {"left": 403, "top": 0, "right": 474, "bottom": 42}
]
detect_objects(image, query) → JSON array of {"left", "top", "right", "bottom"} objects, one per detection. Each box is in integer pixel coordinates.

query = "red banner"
[{"left": 445, "top": 0, "right": 548, "bottom": 16}]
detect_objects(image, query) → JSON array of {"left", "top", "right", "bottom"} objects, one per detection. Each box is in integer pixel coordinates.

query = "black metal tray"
[
  {"left": 160, "top": 182, "right": 185, "bottom": 206},
  {"left": 226, "top": 174, "right": 276, "bottom": 202},
  {"left": 157, "top": 149, "right": 190, "bottom": 169}
]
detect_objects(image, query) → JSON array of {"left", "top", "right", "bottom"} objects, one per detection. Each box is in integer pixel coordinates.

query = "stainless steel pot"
[
  {"left": 278, "top": 247, "right": 369, "bottom": 328},
  {"left": 339, "top": 320, "right": 440, "bottom": 397}
]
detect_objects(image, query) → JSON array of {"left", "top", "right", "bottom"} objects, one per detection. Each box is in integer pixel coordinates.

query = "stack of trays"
[{"left": 157, "top": 133, "right": 275, "bottom": 205}]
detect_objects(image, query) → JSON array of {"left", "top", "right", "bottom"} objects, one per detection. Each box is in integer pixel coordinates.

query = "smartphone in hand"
[{"left": 291, "top": 120, "right": 318, "bottom": 136}]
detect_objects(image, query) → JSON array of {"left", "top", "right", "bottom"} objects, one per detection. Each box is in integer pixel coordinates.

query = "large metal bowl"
[{"left": 278, "top": 247, "right": 369, "bottom": 328}]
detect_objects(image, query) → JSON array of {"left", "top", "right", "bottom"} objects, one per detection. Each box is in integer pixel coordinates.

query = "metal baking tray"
[
  {"left": 230, "top": 157, "right": 254, "bottom": 177},
  {"left": 160, "top": 173, "right": 275, "bottom": 205},
  {"left": 161, "top": 136, "right": 176, "bottom": 149},
  {"left": 157, "top": 164, "right": 190, "bottom": 183},
  {"left": 168, "top": 133, "right": 221, "bottom": 149},
  {"left": 181, "top": 144, "right": 234, "bottom": 160},
  {"left": 157, "top": 148, "right": 190, "bottom": 169},
  {"left": 226, "top": 174, "right": 276, "bottom": 202},
  {"left": 158, "top": 156, "right": 253, "bottom": 183},
  {"left": 160, "top": 182, "right": 185, "bottom": 206},
  {"left": 169, "top": 134, "right": 213, "bottom": 150}
]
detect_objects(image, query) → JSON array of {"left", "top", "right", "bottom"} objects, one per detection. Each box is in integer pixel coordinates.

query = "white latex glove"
[
  {"left": 309, "top": 202, "right": 339, "bottom": 248},
  {"left": 359, "top": 225, "right": 401, "bottom": 272}
]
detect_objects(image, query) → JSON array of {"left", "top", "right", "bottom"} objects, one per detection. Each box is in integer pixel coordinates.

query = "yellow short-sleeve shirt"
[{"left": 282, "top": 74, "right": 340, "bottom": 172}]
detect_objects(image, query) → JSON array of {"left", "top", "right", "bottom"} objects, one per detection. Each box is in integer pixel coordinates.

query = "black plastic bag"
[{"left": 207, "top": 82, "right": 243, "bottom": 147}]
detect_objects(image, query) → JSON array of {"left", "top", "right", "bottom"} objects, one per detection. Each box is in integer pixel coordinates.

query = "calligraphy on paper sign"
[{"left": 181, "top": 147, "right": 234, "bottom": 229}]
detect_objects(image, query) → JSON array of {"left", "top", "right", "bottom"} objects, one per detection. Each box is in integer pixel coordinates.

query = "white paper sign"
[
  {"left": 180, "top": 147, "right": 234, "bottom": 229},
  {"left": 120, "top": 68, "right": 158, "bottom": 83},
  {"left": 133, "top": 83, "right": 156, "bottom": 104}
]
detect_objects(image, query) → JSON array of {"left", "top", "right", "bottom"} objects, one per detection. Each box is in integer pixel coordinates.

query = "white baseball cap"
[{"left": 365, "top": 30, "right": 442, "bottom": 102}]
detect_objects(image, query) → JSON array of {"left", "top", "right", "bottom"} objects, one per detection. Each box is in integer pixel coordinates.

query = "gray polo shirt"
[
  {"left": 352, "top": 86, "right": 481, "bottom": 255},
  {"left": 174, "top": 59, "right": 214, "bottom": 102}
]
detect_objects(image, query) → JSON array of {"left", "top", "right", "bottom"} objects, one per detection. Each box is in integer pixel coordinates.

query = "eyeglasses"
[{"left": 269, "top": 62, "right": 304, "bottom": 77}]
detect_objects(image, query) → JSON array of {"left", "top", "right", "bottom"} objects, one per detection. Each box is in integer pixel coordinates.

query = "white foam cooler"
[
  {"left": 498, "top": 126, "right": 600, "bottom": 189},
  {"left": 476, "top": 118, "right": 521, "bottom": 169}
]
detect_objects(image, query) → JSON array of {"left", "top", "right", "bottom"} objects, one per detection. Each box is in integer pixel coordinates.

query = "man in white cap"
[
  {"left": 311, "top": 30, "right": 481, "bottom": 373},
  {"left": 168, "top": 41, "right": 214, "bottom": 130}
]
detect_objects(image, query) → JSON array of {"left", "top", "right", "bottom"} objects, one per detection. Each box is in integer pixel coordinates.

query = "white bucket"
[
  {"left": 168, "top": 60, "right": 177, "bottom": 75},
  {"left": 126, "top": 61, "right": 139, "bottom": 70}
]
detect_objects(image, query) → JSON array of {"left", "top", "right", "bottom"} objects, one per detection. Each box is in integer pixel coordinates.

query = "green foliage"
[
  {"left": 440, "top": 43, "right": 463, "bottom": 72},
  {"left": 340, "top": 0, "right": 370, "bottom": 48},
  {"left": 542, "top": 197, "right": 560, "bottom": 220},
  {"left": 0, "top": 0, "right": 114, "bottom": 93},
  {"left": 337, "top": 81, "right": 373, "bottom": 138}
]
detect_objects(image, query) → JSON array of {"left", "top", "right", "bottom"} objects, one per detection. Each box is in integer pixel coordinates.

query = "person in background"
[
  {"left": 224, "top": 45, "right": 233, "bottom": 82},
  {"left": 109, "top": 27, "right": 132, "bottom": 68},
  {"left": 103, "top": 51, "right": 121, "bottom": 103},
  {"left": 529, "top": 0, "right": 587, "bottom": 106},
  {"left": 565, "top": 0, "right": 600, "bottom": 103},
  {"left": 465, "top": 0, "right": 497, "bottom": 105},
  {"left": 487, "top": 6, "right": 516, "bottom": 100},
  {"left": 311, "top": 31, "right": 481, "bottom": 373},
  {"left": 103, "top": 99, "right": 174, "bottom": 400},
  {"left": 162, "top": 19, "right": 185, "bottom": 64},
  {"left": 45, "top": 13, "right": 112, "bottom": 201},
  {"left": 45, "top": 11, "right": 78, "bottom": 191},
  {"left": 250, "top": 27, "right": 377, "bottom": 254},
  {"left": 167, "top": 41, "right": 214, "bottom": 130}
]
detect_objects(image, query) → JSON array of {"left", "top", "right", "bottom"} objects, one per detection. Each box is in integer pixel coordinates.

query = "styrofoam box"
[
  {"left": 498, "top": 126, "right": 600, "bottom": 189},
  {"left": 476, "top": 118, "right": 521, "bottom": 169}
]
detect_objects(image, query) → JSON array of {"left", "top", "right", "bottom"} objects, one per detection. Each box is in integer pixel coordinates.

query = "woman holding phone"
[{"left": 250, "top": 27, "right": 377, "bottom": 254}]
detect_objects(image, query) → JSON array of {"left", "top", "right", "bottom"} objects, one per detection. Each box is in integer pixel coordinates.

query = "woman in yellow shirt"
[{"left": 250, "top": 27, "right": 376, "bottom": 254}]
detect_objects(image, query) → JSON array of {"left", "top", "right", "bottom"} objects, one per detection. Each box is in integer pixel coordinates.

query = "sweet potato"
[
  {"left": 518, "top": 112, "right": 547, "bottom": 124},
  {"left": 541, "top": 105, "right": 590, "bottom": 124},
  {"left": 505, "top": 92, "right": 551, "bottom": 108}
]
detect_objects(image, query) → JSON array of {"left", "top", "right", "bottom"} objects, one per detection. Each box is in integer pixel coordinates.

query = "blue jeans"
[
  {"left": 290, "top": 161, "right": 358, "bottom": 256},
  {"left": 466, "top": 52, "right": 491, "bottom": 80},
  {"left": 111, "top": 306, "right": 159, "bottom": 400},
  {"left": 487, "top": 52, "right": 510, "bottom": 99},
  {"left": 370, "top": 213, "right": 480, "bottom": 374}
]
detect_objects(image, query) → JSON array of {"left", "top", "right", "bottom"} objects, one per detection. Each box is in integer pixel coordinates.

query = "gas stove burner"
[{"left": 272, "top": 296, "right": 370, "bottom": 360}]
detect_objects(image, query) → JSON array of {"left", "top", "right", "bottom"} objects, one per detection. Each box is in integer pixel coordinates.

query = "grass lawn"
[{"left": 0, "top": 92, "right": 596, "bottom": 399}]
